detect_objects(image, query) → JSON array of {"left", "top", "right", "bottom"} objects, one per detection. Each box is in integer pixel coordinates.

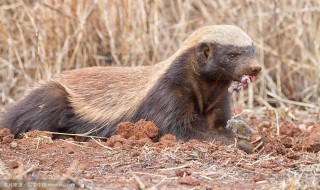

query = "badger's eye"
[{"left": 227, "top": 53, "right": 240, "bottom": 60}]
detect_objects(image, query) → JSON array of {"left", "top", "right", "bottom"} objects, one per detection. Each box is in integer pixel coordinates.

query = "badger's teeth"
[
  {"left": 241, "top": 75, "right": 251, "bottom": 84},
  {"left": 229, "top": 75, "right": 255, "bottom": 93}
]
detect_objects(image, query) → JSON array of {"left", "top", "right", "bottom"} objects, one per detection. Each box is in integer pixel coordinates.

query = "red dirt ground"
[{"left": 0, "top": 112, "right": 319, "bottom": 189}]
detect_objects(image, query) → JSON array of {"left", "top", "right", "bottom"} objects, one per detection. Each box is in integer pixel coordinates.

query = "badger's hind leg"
[{"left": 0, "top": 82, "right": 96, "bottom": 138}]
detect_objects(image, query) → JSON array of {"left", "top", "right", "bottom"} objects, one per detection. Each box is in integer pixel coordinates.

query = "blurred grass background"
[{"left": 0, "top": 0, "right": 319, "bottom": 114}]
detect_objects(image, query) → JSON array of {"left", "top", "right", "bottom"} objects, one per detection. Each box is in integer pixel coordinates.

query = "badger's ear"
[{"left": 196, "top": 43, "right": 211, "bottom": 63}]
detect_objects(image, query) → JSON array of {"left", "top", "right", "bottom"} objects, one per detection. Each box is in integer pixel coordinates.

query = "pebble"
[{"left": 10, "top": 141, "right": 18, "bottom": 148}]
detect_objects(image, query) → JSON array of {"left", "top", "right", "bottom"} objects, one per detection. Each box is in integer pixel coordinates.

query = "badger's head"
[{"left": 183, "top": 25, "right": 261, "bottom": 82}]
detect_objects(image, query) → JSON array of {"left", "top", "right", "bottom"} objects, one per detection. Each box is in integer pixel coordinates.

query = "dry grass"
[{"left": 0, "top": 0, "right": 319, "bottom": 112}]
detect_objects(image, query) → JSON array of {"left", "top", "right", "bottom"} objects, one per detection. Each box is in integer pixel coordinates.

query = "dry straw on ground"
[{"left": 0, "top": 0, "right": 319, "bottom": 112}]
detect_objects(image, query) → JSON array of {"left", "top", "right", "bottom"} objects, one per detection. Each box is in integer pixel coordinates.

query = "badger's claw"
[{"left": 250, "top": 134, "right": 265, "bottom": 153}]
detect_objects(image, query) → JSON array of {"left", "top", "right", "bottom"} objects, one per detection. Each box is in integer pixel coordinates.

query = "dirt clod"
[
  {"left": 280, "top": 122, "right": 301, "bottom": 137},
  {"left": 302, "top": 127, "right": 320, "bottom": 152},
  {"left": 263, "top": 136, "right": 287, "bottom": 155},
  {"left": 2, "top": 134, "right": 14, "bottom": 144},
  {"left": 0, "top": 128, "right": 14, "bottom": 144},
  {"left": 105, "top": 135, "right": 126, "bottom": 148},
  {"left": 175, "top": 169, "right": 192, "bottom": 177},
  {"left": 178, "top": 176, "right": 201, "bottom": 186},
  {"left": 88, "top": 139, "right": 100, "bottom": 148},
  {"left": 84, "top": 173, "right": 95, "bottom": 179},
  {"left": 280, "top": 136, "right": 294, "bottom": 148},
  {"left": 159, "top": 134, "right": 176, "bottom": 147},
  {"left": 131, "top": 151, "right": 140, "bottom": 157},
  {"left": 117, "top": 119, "right": 159, "bottom": 140},
  {"left": 0, "top": 128, "right": 11, "bottom": 137}
]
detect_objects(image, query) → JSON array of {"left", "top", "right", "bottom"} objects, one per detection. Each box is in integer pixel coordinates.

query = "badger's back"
[
  {"left": 60, "top": 66, "right": 154, "bottom": 124},
  {"left": 0, "top": 66, "right": 158, "bottom": 137}
]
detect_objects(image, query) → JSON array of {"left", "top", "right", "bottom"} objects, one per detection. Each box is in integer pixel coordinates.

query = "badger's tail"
[{"left": 0, "top": 81, "right": 95, "bottom": 138}]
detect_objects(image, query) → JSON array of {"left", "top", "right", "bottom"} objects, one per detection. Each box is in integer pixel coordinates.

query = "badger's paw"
[{"left": 226, "top": 118, "right": 264, "bottom": 153}]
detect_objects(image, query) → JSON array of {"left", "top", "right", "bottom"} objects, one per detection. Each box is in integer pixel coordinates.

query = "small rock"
[
  {"left": 84, "top": 173, "right": 94, "bottom": 179},
  {"left": 114, "top": 142, "right": 123, "bottom": 147},
  {"left": 178, "top": 176, "right": 201, "bottom": 186},
  {"left": 175, "top": 169, "right": 192, "bottom": 177},
  {"left": 130, "top": 151, "right": 140, "bottom": 157},
  {"left": 10, "top": 141, "right": 18, "bottom": 148}
]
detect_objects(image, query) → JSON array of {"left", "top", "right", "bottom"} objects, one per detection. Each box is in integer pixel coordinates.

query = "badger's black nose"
[{"left": 250, "top": 62, "right": 262, "bottom": 76}]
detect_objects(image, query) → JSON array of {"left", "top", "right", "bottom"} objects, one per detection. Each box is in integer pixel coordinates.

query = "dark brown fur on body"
[{"left": 1, "top": 25, "right": 261, "bottom": 151}]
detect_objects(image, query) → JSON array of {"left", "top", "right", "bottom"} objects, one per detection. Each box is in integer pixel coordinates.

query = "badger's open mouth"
[
  {"left": 241, "top": 75, "right": 255, "bottom": 84},
  {"left": 232, "top": 74, "right": 255, "bottom": 83},
  {"left": 228, "top": 75, "right": 255, "bottom": 93}
]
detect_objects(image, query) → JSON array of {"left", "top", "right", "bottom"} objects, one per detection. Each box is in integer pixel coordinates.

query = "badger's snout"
[
  {"left": 249, "top": 60, "right": 262, "bottom": 76},
  {"left": 239, "top": 59, "right": 262, "bottom": 78}
]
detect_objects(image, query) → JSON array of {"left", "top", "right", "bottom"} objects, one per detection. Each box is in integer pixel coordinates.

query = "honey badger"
[{"left": 1, "top": 25, "right": 262, "bottom": 152}]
